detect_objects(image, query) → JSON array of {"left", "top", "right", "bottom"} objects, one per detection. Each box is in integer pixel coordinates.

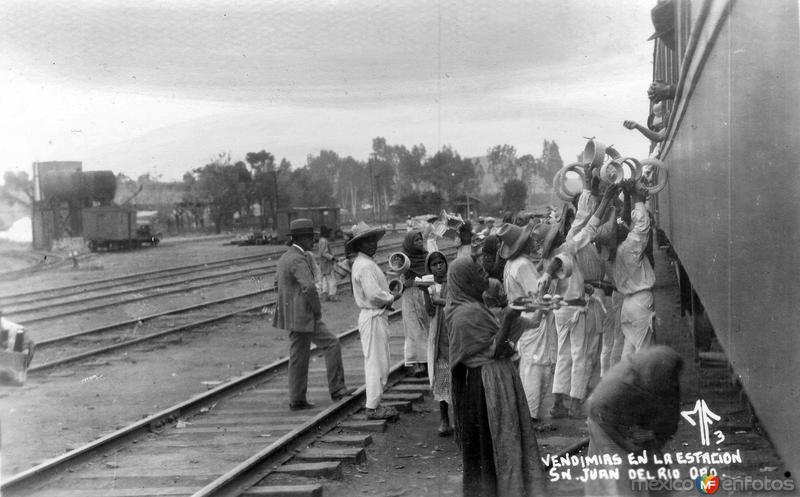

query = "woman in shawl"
[
  {"left": 584, "top": 345, "right": 683, "bottom": 497},
  {"left": 401, "top": 229, "right": 432, "bottom": 377},
  {"left": 445, "top": 257, "right": 547, "bottom": 497},
  {"left": 425, "top": 251, "right": 452, "bottom": 436}
]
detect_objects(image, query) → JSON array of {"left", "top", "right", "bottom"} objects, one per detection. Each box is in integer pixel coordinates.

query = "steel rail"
[
  {"left": 192, "top": 360, "right": 410, "bottom": 497},
  {"left": 0, "top": 252, "right": 270, "bottom": 304},
  {"left": 0, "top": 312, "right": 402, "bottom": 495},
  {"left": 0, "top": 254, "right": 270, "bottom": 309},
  {"left": 6, "top": 263, "right": 273, "bottom": 317},
  {"left": 29, "top": 246, "right": 454, "bottom": 372},
  {"left": 12, "top": 241, "right": 408, "bottom": 325},
  {"left": 0, "top": 237, "right": 403, "bottom": 305},
  {"left": 28, "top": 299, "right": 272, "bottom": 373},
  {"left": 25, "top": 241, "right": 431, "bottom": 346}
]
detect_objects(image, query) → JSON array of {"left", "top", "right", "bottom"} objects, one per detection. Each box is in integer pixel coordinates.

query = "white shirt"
[
  {"left": 351, "top": 252, "right": 395, "bottom": 310},
  {"left": 613, "top": 202, "right": 655, "bottom": 295}
]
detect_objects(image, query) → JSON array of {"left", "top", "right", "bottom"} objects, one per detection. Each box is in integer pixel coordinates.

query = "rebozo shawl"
[
  {"left": 445, "top": 258, "right": 499, "bottom": 370},
  {"left": 446, "top": 258, "right": 547, "bottom": 496},
  {"left": 402, "top": 230, "right": 428, "bottom": 277}
]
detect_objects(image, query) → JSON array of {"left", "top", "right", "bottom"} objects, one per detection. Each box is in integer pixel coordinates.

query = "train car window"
[
  {"left": 649, "top": 0, "right": 692, "bottom": 154},
  {"left": 648, "top": 0, "right": 676, "bottom": 51}
]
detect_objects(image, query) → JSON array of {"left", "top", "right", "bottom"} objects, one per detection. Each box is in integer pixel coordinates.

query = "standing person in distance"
[
  {"left": 272, "top": 219, "right": 355, "bottom": 411},
  {"left": 348, "top": 221, "right": 401, "bottom": 420},
  {"left": 317, "top": 225, "right": 339, "bottom": 302},
  {"left": 455, "top": 221, "right": 474, "bottom": 260},
  {"left": 425, "top": 251, "right": 452, "bottom": 436},
  {"left": 400, "top": 230, "right": 432, "bottom": 378}
]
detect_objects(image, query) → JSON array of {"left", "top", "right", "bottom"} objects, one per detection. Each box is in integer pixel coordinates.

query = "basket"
[
  {"left": 639, "top": 158, "right": 668, "bottom": 194},
  {"left": 387, "top": 252, "right": 411, "bottom": 273},
  {"left": 388, "top": 278, "right": 404, "bottom": 297}
]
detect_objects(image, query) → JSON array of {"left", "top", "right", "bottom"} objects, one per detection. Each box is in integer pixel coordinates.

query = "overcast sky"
[{"left": 0, "top": 0, "right": 656, "bottom": 183}]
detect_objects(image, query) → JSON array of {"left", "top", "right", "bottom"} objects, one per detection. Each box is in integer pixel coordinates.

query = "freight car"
[
  {"left": 82, "top": 206, "right": 162, "bottom": 251},
  {"left": 274, "top": 206, "right": 343, "bottom": 242},
  {"left": 646, "top": 0, "right": 799, "bottom": 476}
]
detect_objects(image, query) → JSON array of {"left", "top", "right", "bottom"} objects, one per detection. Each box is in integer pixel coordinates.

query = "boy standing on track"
[
  {"left": 348, "top": 221, "right": 401, "bottom": 420},
  {"left": 273, "top": 218, "right": 355, "bottom": 411}
]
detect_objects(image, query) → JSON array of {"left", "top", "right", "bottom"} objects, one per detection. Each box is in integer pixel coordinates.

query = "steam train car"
[
  {"left": 82, "top": 206, "right": 162, "bottom": 251},
  {"left": 648, "top": 0, "right": 799, "bottom": 475},
  {"left": 275, "top": 206, "right": 343, "bottom": 242}
]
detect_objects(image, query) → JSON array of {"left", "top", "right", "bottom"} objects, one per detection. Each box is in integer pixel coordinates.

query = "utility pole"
[
  {"left": 369, "top": 153, "right": 376, "bottom": 224},
  {"left": 272, "top": 169, "right": 279, "bottom": 228}
]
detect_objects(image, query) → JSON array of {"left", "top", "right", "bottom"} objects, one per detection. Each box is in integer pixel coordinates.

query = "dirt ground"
[
  {"left": 0, "top": 234, "right": 393, "bottom": 479},
  {"left": 0, "top": 235, "right": 793, "bottom": 496}
]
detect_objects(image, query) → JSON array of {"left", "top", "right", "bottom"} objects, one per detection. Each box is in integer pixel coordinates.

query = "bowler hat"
[
  {"left": 290, "top": 218, "right": 315, "bottom": 236},
  {"left": 496, "top": 222, "right": 534, "bottom": 260}
]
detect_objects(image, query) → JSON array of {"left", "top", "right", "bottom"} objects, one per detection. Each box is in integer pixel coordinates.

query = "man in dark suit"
[{"left": 273, "top": 218, "right": 354, "bottom": 410}]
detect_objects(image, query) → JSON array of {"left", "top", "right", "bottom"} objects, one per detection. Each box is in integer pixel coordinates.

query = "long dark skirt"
[{"left": 452, "top": 362, "right": 498, "bottom": 497}]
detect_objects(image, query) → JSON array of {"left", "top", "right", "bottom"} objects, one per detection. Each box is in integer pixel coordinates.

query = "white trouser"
[
  {"left": 600, "top": 292, "right": 624, "bottom": 376},
  {"left": 552, "top": 305, "right": 593, "bottom": 400},
  {"left": 358, "top": 310, "right": 391, "bottom": 409},
  {"left": 620, "top": 290, "right": 655, "bottom": 360},
  {"left": 517, "top": 313, "right": 557, "bottom": 418}
]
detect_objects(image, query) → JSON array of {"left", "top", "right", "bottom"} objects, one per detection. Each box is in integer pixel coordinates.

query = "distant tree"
[
  {"left": 276, "top": 158, "right": 293, "bottom": 212},
  {"left": 188, "top": 153, "right": 252, "bottom": 233},
  {"left": 337, "top": 156, "right": 367, "bottom": 218},
  {"left": 245, "top": 150, "right": 276, "bottom": 227},
  {"left": 305, "top": 149, "right": 340, "bottom": 187},
  {"left": 370, "top": 137, "right": 400, "bottom": 218},
  {"left": 286, "top": 167, "right": 335, "bottom": 207},
  {"left": 395, "top": 144, "right": 427, "bottom": 197},
  {"left": 423, "top": 146, "right": 476, "bottom": 202},
  {"left": 502, "top": 179, "right": 528, "bottom": 212},
  {"left": 487, "top": 144, "right": 519, "bottom": 184},
  {"left": 540, "top": 139, "right": 564, "bottom": 180}
]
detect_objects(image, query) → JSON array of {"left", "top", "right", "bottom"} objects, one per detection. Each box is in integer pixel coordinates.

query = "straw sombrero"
[
  {"left": 345, "top": 221, "right": 386, "bottom": 252},
  {"left": 495, "top": 222, "right": 534, "bottom": 260}
]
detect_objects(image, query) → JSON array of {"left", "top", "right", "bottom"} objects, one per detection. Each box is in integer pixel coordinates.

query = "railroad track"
[
  {"left": 2, "top": 240, "right": 410, "bottom": 336},
  {"left": 2, "top": 314, "right": 423, "bottom": 497},
  {"left": 0, "top": 239, "right": 359, "bottom": 313},
  {"left": 0, "top": 252, "right": 272, "bottom": 309},
  {"left": 25, "top": 245, "right": 456, "bottom": 374}
]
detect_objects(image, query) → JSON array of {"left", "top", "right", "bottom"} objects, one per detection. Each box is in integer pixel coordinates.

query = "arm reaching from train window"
[
  {"left": 647, "top": 81, "right": 675, "bottom": 102},
  {"left": 624, "top": 120, "right": 665, "bottom": 143}
]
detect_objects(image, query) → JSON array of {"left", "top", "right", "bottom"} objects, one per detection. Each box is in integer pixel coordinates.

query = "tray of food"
[
  {"left": 414, "top": 274, "right": 436, "bottom": 287},
  {"left": 508, "top": 294, "right": 563, "bottom": 311}
]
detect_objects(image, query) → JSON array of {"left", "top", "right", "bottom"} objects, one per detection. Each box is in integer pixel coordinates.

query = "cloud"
[{"left": 0, "top": 0, "right": 657, "bottom": 181}]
